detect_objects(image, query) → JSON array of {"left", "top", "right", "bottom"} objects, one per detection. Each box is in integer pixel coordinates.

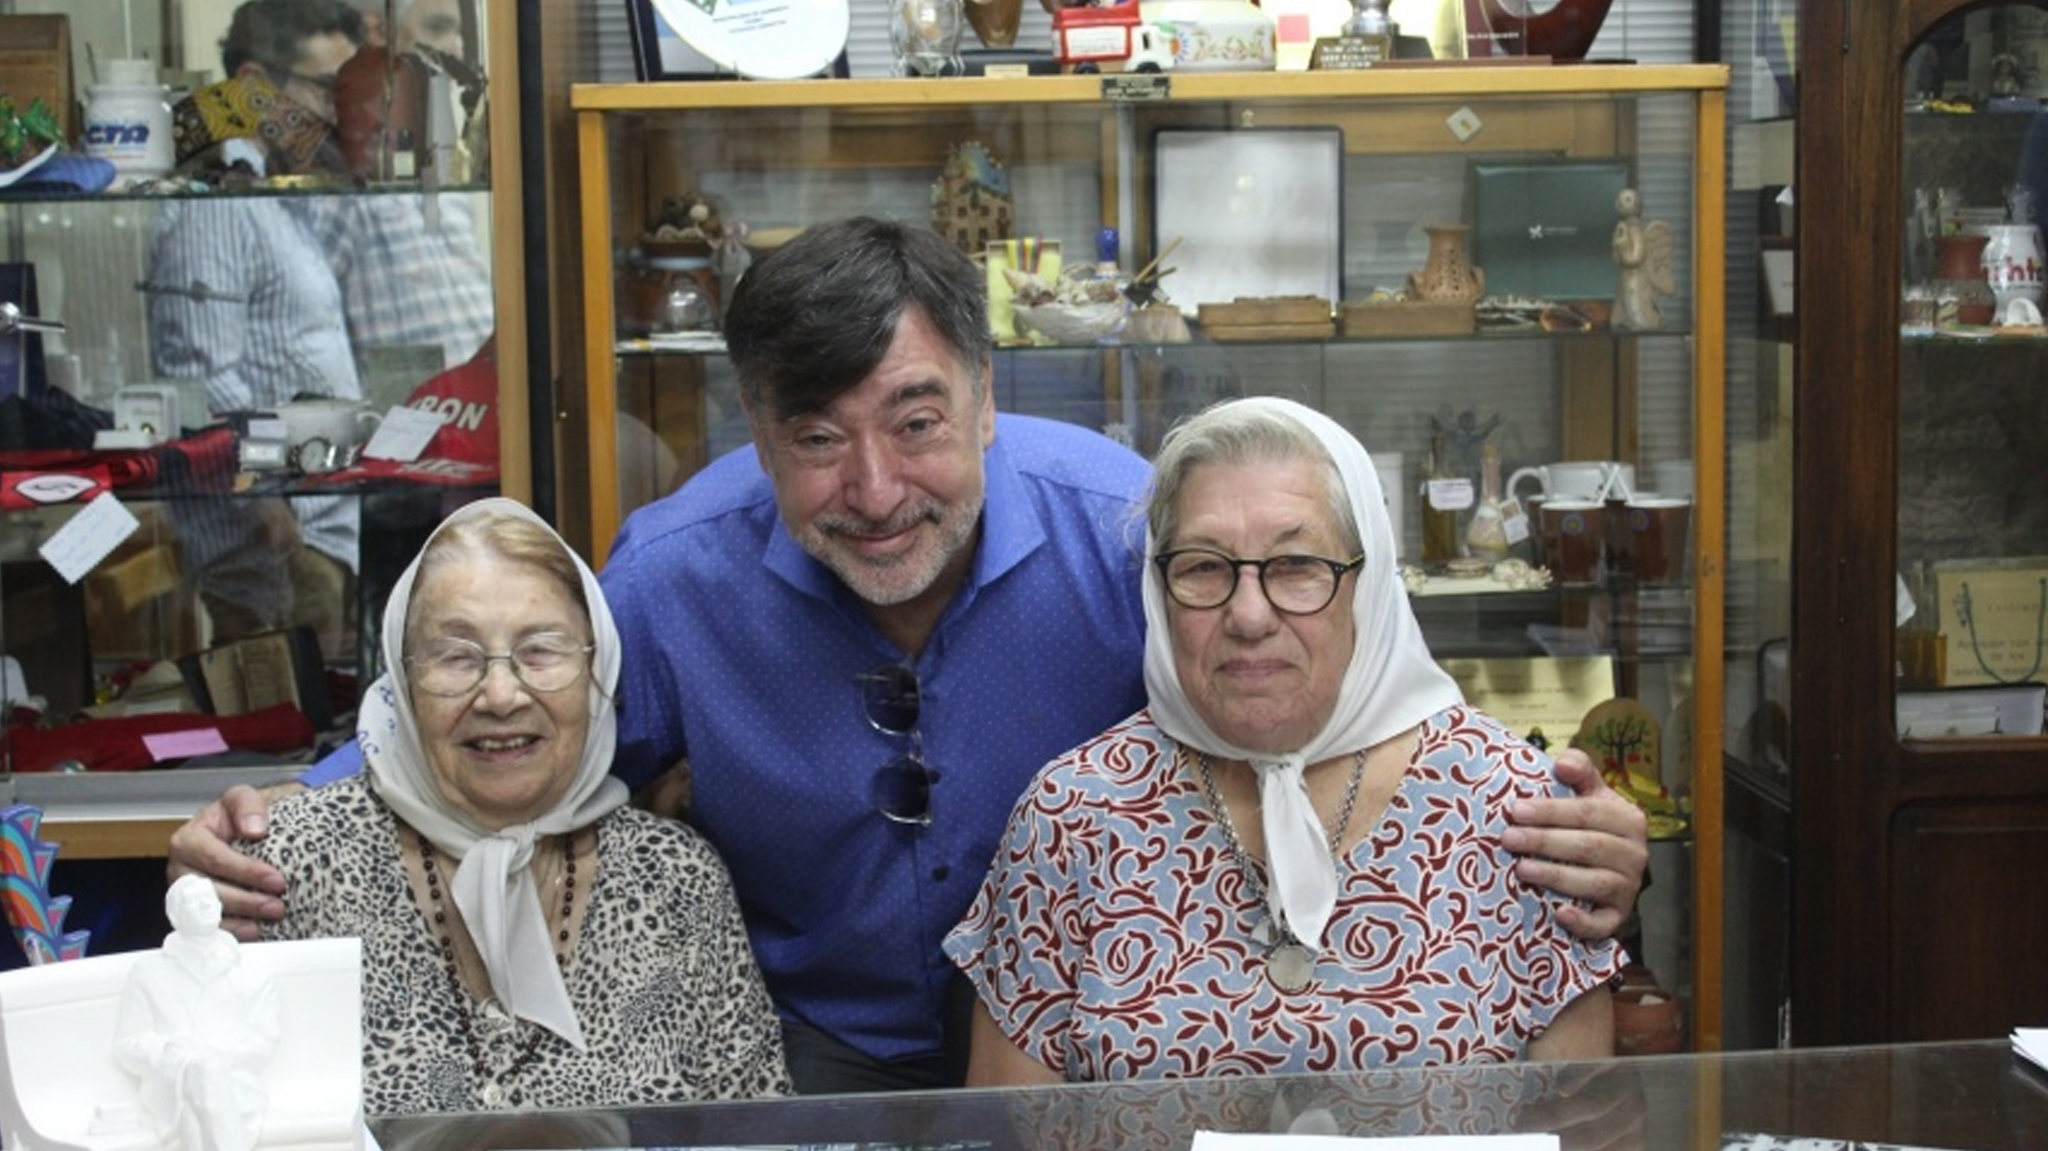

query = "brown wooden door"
[{"left": 1794, "top": 0, "right": 2048, "bottom": 1044}]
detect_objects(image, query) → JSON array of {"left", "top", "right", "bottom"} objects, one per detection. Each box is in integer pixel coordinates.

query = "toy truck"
[{"left": 1052, "top": 4, "right": 1175, "bottom": 73}]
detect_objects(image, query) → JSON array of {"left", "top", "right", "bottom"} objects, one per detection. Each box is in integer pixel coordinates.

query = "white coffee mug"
[
  {"left": 1508, "top": 460, "right": 1636, "bottom": 506},
  {"left": 273, "top": 399, "right": 383, "bottom": 451}
]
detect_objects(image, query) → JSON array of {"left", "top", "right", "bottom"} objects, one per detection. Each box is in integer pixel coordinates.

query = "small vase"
[
  {"left": 1979, "top": 223, "right": 2045, "bottom": 313},
  {"left": 1933, "top": 232, "right": 1995, "bottom": 326},
  {"left": 1409, "top": 224, "right": 1485, "bottom": 304},
  {"left": 964, "top": 0, "right": 1023, "bottom": 47},
  {"left": 891, "top": 0, "right": 966, "bottom": 76}
]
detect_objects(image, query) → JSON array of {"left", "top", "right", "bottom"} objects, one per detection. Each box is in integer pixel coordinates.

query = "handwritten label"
[
  {"left": 364, "top": 405, "right": 447, "bottom": 462},
  {"left": 1426, "top": 477, "right": 1475, "bottom": 512},
  {"left": 38, "top": 492, "right": 140, "bottom": 585},
  {"left": 1502, "top": 497, "right": 1531, "bottom": 545},
  {"left": 143, "top": 729, "right": 230, "bottom": 763}
]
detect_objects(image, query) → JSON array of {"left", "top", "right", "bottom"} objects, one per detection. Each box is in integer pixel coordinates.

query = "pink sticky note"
[
  {"left": 143, "top": 729, "right": 230, "bottom": 762},
  {"left": 1278, "top": 14, "right": 1311, "bottom": 41}
]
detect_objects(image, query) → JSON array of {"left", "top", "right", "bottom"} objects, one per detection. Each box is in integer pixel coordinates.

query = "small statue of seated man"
[{"left": 112, "top": 876, "right": 281, "bottom": 1151}]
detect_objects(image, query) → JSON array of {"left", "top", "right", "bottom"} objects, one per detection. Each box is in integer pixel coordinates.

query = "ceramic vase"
[
  {"left": 1933, "top": 232, "right": 1995, "bottom": 327},
  {"left": 1978, "top": 223, "right": 2045, "bottom": 313},
  {"left": 1409, "top": 224, "right": 1485, "bottom": 304},
  {"left": 964, "top": 0, "right": 1023, "bottom": 47},
  {"left": 1612, "top": 964, "right": 1687, "bottom": 1056}
]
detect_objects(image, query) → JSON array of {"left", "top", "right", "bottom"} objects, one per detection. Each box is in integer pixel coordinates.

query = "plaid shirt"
[{"left": 305, "top": 192, "right": 495, "bottom": 374}]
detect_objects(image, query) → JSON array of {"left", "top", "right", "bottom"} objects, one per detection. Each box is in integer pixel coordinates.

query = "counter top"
[
  {"left": 372, "top": 1040, "right": 2048, "bottom": 1151},
  {"left": 3, "top": 766, "right": 291, "bottom": 859}
]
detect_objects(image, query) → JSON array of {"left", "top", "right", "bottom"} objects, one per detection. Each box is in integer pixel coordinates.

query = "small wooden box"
[
  {"left": 0, "top": 15, "right": 74, "bottom": 140},
  {"left": 1204, "top": 321, "right": 1337, "bottom": 343},
  {"left": 1339, "top": 299, "right": 1477, "bottom": 338},
  {"left": 1197, "top": 296, "right": 1333, "bottom": 327}
]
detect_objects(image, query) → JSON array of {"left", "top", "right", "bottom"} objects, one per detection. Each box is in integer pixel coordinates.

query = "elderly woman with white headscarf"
[
  {"left": 946, "top": 397, "right": 1620, "bottom": 1083},
  {"left": 240, "top": 498, "right": 789, "bottom": 1113}
]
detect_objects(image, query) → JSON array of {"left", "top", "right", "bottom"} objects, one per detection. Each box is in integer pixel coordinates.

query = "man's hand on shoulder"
[
  {"left": 165, "top": 782, "right": 300, "bottom": 942},
  {"left": 1504, "top": 747, "right": 1650, "bottom": 943}
]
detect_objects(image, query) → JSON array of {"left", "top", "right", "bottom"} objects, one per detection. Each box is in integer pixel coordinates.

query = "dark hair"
[
  {"left": 222, "top": 0, "right": 365, "bottom": 77},
  {"left": 722, "top": 216, "right": 992, "bottom": 421}
]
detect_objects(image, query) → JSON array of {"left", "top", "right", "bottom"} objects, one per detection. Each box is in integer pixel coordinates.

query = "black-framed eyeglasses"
[
  {"left": 406, "top": 634, "right": 594, "bottom": 698},
  {"left": 858, "top": 664, "right": 934, "bottom": 826},
  {"left": 1153, "top": 549, "right": 1365, "bottom": 615}
]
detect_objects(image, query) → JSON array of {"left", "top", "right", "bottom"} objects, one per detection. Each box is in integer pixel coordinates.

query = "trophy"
[{"left": 1312, "top": 0, "right": 1395, "bottom": 69}]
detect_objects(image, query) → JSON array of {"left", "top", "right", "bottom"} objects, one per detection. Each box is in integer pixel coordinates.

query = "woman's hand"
[
  {"left": 1504, "top": 748, "right": 1649, "bottom": 941},
  {"left": 164, "top": 783, "right": 298, "bottom": 941}
]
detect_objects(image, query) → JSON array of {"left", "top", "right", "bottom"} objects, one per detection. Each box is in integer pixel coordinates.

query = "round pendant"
[{"left": 1267, "top": 942, "right": 1315, "bottom": 993}]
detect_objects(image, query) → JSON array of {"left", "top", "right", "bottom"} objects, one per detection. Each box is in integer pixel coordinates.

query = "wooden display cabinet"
[{"left": 571, "top": 65, "right": 1731, "bottom": 1047}]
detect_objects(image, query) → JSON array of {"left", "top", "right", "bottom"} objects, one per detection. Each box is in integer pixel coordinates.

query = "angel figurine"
[{"left": 1613, "top": 188, "right": 1676, "bottom": 331}]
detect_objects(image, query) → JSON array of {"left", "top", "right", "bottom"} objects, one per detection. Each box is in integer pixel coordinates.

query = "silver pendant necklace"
[{"left": 1192, "top": 746, "right": 1366, "bottom": 994}]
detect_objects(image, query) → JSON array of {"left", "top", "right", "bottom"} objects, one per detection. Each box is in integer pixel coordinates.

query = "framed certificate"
[{"left": 1150, "top": 127, "right": 1345, "bottom": 318}]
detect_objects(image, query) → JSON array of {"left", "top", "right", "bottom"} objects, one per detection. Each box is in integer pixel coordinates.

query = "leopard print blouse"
[{"left": 245, "top": 777, "right": 791, "bottom": 1114}]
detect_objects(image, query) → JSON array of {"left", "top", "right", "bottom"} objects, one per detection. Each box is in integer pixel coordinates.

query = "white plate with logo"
[{"left": 649, "top": 0, "right": 849, "bottom": 80}]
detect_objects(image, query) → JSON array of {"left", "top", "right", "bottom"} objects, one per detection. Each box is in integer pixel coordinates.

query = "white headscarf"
[
  {"left": 358, "top": 497, "right": 628, "bottom": 1049},
  {"left": 1143, "top": 397, "right": 1463, "bottom": 949}
]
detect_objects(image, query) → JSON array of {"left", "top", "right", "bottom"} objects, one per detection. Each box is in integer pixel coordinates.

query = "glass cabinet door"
[
  {"left": 573, "top": 68, "right": 1731, "bottom": 1047},
  {"left": 0, "top": 0, "right": 521, "bottom": 787},
  {"left": 1896, "top": 6, "right": 2048, "bottom": 740}
]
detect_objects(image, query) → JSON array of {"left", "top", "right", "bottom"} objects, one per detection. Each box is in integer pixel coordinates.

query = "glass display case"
[
  {"left": 571, "top": 67, "right": 1730, "bottom": 1047},
  {"left": 1792, "top": 0, "right": 2048, "bottom": 1044},
  {"left": 0, "top": 0, "right": 531, "bottom": 850}
]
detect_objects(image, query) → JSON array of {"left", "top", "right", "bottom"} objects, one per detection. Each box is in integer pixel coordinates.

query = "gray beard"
[{"left": 807, "top": 495, "right": 983, "bottom": 607}]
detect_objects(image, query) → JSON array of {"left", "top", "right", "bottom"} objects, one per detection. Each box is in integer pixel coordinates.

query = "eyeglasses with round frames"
[
  {"left": 1154, "top": 549, "right": 1365, "bottom": 615},
  {"left": 406, "top": 634, "right": 594, "bottom": 698}
]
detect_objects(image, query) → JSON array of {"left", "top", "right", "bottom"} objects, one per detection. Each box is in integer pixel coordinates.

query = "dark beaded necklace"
[{"left": 415, "top": 827, "right": 577, "bottom": 1098}]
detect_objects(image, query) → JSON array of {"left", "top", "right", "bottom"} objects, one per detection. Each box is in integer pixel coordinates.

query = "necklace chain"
[
  {"left": 416, "top": 827, "right": 577, "bottom": 1091},
  {"left": 1192, "top": 745, "right": 1366, "bottom": 944}
]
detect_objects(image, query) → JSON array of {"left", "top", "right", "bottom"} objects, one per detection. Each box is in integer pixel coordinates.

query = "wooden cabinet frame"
[{"left": 572, "top": 66, "right": 1729, "bottom": 1046}]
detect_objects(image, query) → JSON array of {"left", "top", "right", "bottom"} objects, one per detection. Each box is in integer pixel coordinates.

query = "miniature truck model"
[{"left": 1053, "top": 5, "right": 1175, "bottom": 72}]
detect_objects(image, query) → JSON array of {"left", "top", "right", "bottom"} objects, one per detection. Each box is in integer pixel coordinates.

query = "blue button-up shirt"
[{"left": 600, "top": 413, "right": 1151, "bottom": 1062}]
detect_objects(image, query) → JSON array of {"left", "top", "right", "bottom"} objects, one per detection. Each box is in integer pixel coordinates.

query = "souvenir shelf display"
[
  {"left": 0, "top": 1, "right": 534, "bottom": 852},
  {"left": 571, "top": 65, "right": 1729, "bottom": 1048}
]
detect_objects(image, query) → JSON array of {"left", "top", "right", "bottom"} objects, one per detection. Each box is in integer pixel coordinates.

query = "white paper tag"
[
  {"left": 363, "top": 406, "right": 446, "bottom": 462},
  {"left": 246, "top": 417, "right": 288, "bottom": 441},
  {"left": 1502, "top": 497, "right": 1531, "bottom": 545},
  {"left": 38, "top": 492, "right": 140, "bottom": 585},
  {"left": 1426, "top": 477, "right": 1474, "bottom": 512}
]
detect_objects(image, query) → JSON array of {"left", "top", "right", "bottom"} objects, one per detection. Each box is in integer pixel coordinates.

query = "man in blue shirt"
[{"left": 169, "top": 216, "right": 1648, "bottom": 1095}]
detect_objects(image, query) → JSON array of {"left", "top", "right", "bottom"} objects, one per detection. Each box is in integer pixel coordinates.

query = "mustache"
[{"left": 815, "top": 504, "right": 943, "bottom": 540}]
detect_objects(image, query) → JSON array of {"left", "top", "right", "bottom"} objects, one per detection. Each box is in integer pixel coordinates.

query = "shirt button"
[
  {"left": 480, "top": 1081, "right": 506, "bottom": 1107},
  {"left": 931, "top": 865, "right": 950, "bottom": 881}
]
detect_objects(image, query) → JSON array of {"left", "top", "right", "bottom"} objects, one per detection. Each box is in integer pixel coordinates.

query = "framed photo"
[
  {"left": 1150, "top": 127, "right": 1345, "bottom": 318},
  {"left": 626, "top": 0, "right": 734, "bottom": 80},
  {"left": 624, "top": 0, "right": 850, "bottom": 81}
]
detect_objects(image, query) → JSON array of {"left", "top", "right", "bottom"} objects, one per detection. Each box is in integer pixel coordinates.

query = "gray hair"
[{"left": 1146, "top": 401, "right": 1362, "bottom": 557}]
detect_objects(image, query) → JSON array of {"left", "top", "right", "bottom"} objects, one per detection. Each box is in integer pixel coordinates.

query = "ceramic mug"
[
  {"left": 1621, "top": 495, "right": 1691, "bottom": 583},
  {"left": 1537, "top": 498, "right": 1606, "bottom": 585},
  {"left": 273, "top": 399, "right": 383, "bottom": 452},
  {"left": 1507, "top": 460, "right": 1636, "bottom": 508}
]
